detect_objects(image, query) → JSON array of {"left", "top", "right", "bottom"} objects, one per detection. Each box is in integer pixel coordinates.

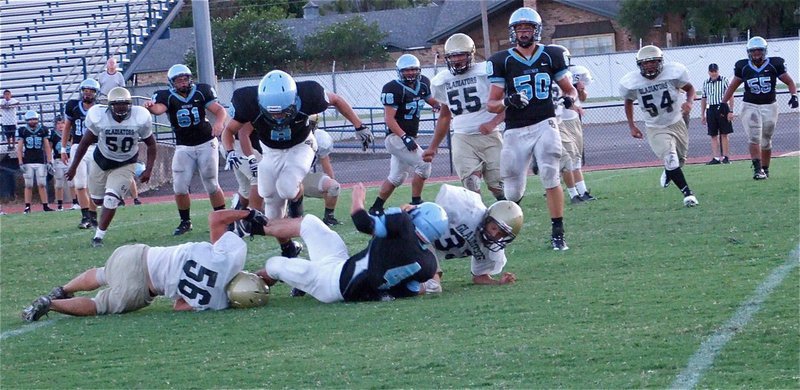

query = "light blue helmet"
[
  {"left": 746, "top": 36, "right": 768, "bottom": 62},
  {"left": 79, "top": 78, "right": 100, "bottom": 103},
  {"left": 409, "top": 202, "right": 449, "bottom": 244},
  {"left": 24, "top": 110, "right": 39, "bottom": 121},
  {"left": 167, "top": 64, "right": 193, "bottom": 92},
  {"left": 257, "top": 70, "right": 299, "bottom": 125},
  {"left": 508, "top": 7, "right": 542, "bottom": 47},
  {"left": 396, "top": 54, "right": 421, "bottom": 83}
]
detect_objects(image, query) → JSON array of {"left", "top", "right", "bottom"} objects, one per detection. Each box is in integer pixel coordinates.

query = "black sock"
[
  {"left": 371, "top": 197, "right": 385, "bottom": 210},
  {"left": 25, "top": 203, "right": 31, "bottom": 208},
  {"left": 551, "top": 217, "right": 564, "bottom": 236},
  {"left": 57, "top": 200, "right": 63, "bottom": 207},
  {"left": 179, "top": 209, "right": 190, "bottom": 222},
  {"left": 213, "top": 205, "right": 225, "bottom": 211},
  {"left": 667, "top": 168, "right": 691, "bottom": 196},
  {"left": 324, "top": 208, "right": 335, "bottom": 217},
  {"left": 752, "top": 158, "right": 762, "bottom": 172},
  {"left": 42, "top": 203, "right": 48, "bottom": 209},
  {"left": 411, "top": 196, "right": 422, "bottom": 205},
  {"left": 280, "top": 241, "right": 296, "bottom": 252},
  {"left": 89, "top": 210, "right": 97, "bottom": 219},
  {"left": 763, "top": 165, "right": 769, "bottom": 175},
  {"left": 72, "top": 198, "right": 78, "bottom": 204},
  {"left": 494, "top": 193, "right": 506, "bottom": 201},
  {"left": 81, "top": 208, "right": 88, "bottom": 218},
  {"left": 288, "top": 196, "right": 304, "bottom": 218}
]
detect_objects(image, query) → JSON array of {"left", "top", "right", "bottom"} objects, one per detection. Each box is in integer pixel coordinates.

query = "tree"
[
  {"left": 301, "top": 16, "right": 388, "bottom": 70},
  {"left": 324, "top": 0, "right": 432, "bottom": 14},
  {"left": 185, "top": 8, "right": 298, "bottom": 78}
]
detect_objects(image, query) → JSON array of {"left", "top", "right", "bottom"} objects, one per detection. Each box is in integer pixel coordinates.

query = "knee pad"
[
  {"left": 275, "top": 177, "right": 301, "bottom": 200},
  {"left": 414, "top": 162, "right": 432, "bottom": 179},
  {"left": 103, "top": 191, "right": 122, "bottom": 210},
  {"left": 503, "top": 181, "right": 524, "bottom": 203},
  {"left": 540, "top": 169, "right": 561, "bottom": 189},
  {"left": 387, "top": 171, "right": 408, "bottom": 187},
  {"left": 462, "top": 173, "right": 482, "bottom": 192},
  {"left": 201, "top": 175, "right": 220, "bottom": 195},
  {"left": 264, "top": 196, "right": 287, "bottom": 220},
  {"left": 664, "top": 152, "right": 680, "bottom": 170},
  {"left": 326, "top": 180, "right": 341, "bottom": 197}
]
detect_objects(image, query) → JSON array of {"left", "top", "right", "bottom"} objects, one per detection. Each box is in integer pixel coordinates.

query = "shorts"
[{"left": 93, "top": 244, "right": 154, "bottom": 314}]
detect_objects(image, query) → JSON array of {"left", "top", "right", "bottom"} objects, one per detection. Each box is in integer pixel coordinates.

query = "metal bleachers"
[{"left": 0, "top": 0, "right": 179, "bottom": 109}]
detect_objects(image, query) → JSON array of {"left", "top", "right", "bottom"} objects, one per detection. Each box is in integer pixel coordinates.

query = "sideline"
[
  {"left": 0, "top": 318, "right": 59, "bottom": 341},
  {"left": 670, "top": 246, "right": 800, "bottom": 389}
]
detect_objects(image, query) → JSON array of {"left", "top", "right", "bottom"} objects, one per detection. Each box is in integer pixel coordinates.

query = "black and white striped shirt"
[{"left": 702, "top": 76, "right": 728, "bottom": 106}]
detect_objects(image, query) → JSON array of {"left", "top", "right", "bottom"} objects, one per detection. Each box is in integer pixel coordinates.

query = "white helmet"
[
  {"left": 570, "top": 65, "right": 593, "bottom": 85},
  {"left": 746, "top": 36, "right": 768, "bottom": 63},
  {"left": 508, "top": 7, "right": 542, "bottom": 47},
  {"left": 636, "top": 45, "right": 664, "bottom": 79},
  {"left": 396, "top": 54, "right": 421, "bottom": 83},
  {"left": 167, "top": 64, "right": 193, "bottom": 93},
  {"left": 226, "top": 272, "right": 269, "bottom": 309},
  {"left": 107, "top": 87, "right": 132, "bottom": 122},
  {"left": 444, "top": 33, "right": 475, "bottom": 75}
]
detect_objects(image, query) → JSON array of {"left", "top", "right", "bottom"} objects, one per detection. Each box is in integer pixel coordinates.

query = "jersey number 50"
[{"left": 513, "top": 73, "right": 551, "bottom": 100}]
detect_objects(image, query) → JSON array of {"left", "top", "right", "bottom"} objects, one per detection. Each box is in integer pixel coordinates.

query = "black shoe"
[
  {"left": 290, "top": 288, "right": 307, "bottom": 297},
  {"left": 580, "top": 191, "right": 596, "bottom": 201},
  {"left": 173, "top": 220, "right": 193, "bottom": 236},
  {"left": 570, "top": 195, "right": 584, "bottom": 205},
  {"left": 763, "top": 168, "right": 769, "bottom": 178},
  {"left": 78, "top": 217, "right": 92, "bottom": 229},
  {"left": 753, "top": 170, "right": 767, "bottom": 180},
  {"left": 281, "top": 240, "right": 303, "bottom": 258},
  {"left": 551, "top": 234, "right": 569, "bottom": 251},
  {"left": 90, "top": 218, "right": 98, "bottom": 228},
  {"left": 133, "top": 198, "right": 142, "bottom": 205},
  {"left": 722, "top": 156, "right": 730, "bottom": 164},
  {"left": 43, "top": 205, "right": 55, "bottom": 212},
  {"left": 119, "top": 199, "right": 126, "bottom": 207},
  {"left": 322, "top": 214, "right": 341, "bottom": 226},
  {"left": 91, "top": 237, "right": 104, "bottom": 248},
  {"left": 21, "top": 296, "right": 51, "bottom": 322},
  {"left": 48, "top": 286, "right": 73, "bottom": 300},
  {"left": 23, "top": 207, "right": 31, "bottom": 214},
  {"left": 368, "top": 206, "right": 384, "bottom": 216},
  {"left": 706, "top": 158, "right": 721, "bottom": 165}
]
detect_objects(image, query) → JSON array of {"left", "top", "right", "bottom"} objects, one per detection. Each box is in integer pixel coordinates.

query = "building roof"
[
  {"left": 553, "top": 0, "right": 620, "bottom": 19},
  {"left": 135, "top": 27, "right": 195, "bottom": 73}
]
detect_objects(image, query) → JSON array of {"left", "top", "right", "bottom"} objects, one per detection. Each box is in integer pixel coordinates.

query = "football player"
[
  {"left": 302, "top": 122, "right": 343, "bottom": 226},
  {"left": 619, "top": 46, "right": 698, "bottom": 207},
  {"left": 48, "top": 116, "right": 78, "bottom": 211},
  {"left": 67, "top": 87, "right": 158, "bottom": 247},
  {"left": 62, "top": 79, "right": 101, "bottom": 228},
  {"left": 423, "top": 184, "right": 521, "bottom": 293},
  {"left": 429, "top": 33, "right": 505, "bottom": 200},
  {"left": 565, "top": 64, "right": 595, "bottom": 201},
  {"left": 229, "top": 121, "right": 263, "bottom": 212},
  {"left": 16, "top": 110, "right": 54, "bottom": 213},
  {"left": 145, "top": 64, "right": 229, "bottom": 236},
  {"left": 719, "top": 36, "right": 798, "bottom": 179},
  {"left": 369, "top": 54, "right": 448, "bottom": 214},
  {"left": 253, "top": 183, "right": 447, "bottom": 303},
  {"left": 21, "top": 209, "right": 267, "bottom": 322},
  {"left": 221, "top": 70, "right": 372, "bottom": 261},
  {"left": 486, "top": 7, "right": 577, "bottom": 250}
]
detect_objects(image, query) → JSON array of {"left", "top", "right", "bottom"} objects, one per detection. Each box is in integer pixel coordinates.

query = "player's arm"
[
  {"left": 719, "top": 76, "right": 742, "bottom": 107},
  {"left": 60, "top": 120, "right": 73, "bottom": 163},
  {"left": 221, "top": 118, "right": 242, "bottom": 153},
  {"left": 65, "top": 132, "right": 98, "bottom": 180},
  {"left": 576, "top": 81, "right": 588, "bottom": 102},
  {"left": 144, "top": 100, "right": 167, "bottom": 115},
  {"left": 557, "top": 76, "right": 578, "bottom": 109},
  {"left": 173, "top": 297, "right": 194, "bottom": 311},
  {"left": 326, "top": 92, "right": 364, "bottom": 128},
  {"left": 319, "top": 155, "right": 335, "bottom": 179},
  {"left": 680, "top": 82, "right": 695, "bottom": 114},
  {"left": 487, "top": 84, "right": 507, "bottom": 113},
  {"left": 43, "top": 136, "right": 53, "bottom": 164},
  {"left": 383, "top": 106, "right": 406, "bottom": 137},
  {"left": 208, "top": 209, "right": 253, "bottom": 243},
  {"left": 140, "top": 134, "right": 157, "bottom": 184},
  {"left": 16, "top": 134, "right": 23, "bottom": 164},
  {"left": 206, "top": 101, "right": 228, "bottom": 137},
  {"left": 422, "top": 104, "right": 451, "bottom": 162},
  {"left": 624, "top": 99, "right": 642, "bottom": 139},
  {"left": 778, "top": 73, "right": 798, "bottom": 108}
]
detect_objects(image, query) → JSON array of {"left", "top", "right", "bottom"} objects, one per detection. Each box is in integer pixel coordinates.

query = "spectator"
[
  {"left": 701, "top": 63, "right": 733, "bottom": 165},
  {"left": 1, "top": 90, "right": 20, "bottom": 147},
  {"left": 96, "top": 58, "right": 126, "bottom": 99}
]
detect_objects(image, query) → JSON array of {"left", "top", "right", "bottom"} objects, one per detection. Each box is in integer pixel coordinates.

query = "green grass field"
[{"left": 1, "top": 158, "right": 798, "bottom": 388}]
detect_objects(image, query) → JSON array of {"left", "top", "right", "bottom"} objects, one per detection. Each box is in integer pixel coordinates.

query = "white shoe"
[
  {"left": 230, "top": 193, "right": 240, "bottom": 209},
  {"left": 660, "top": 170, "right": 671, "bottom": 188},
  {"left": 683, "top": 195, "right": 698, "bottom": 207},
  {"left": 423, "top": 279, "right": 442, "bottom": 294},
  {"left": 70, "top": 204, "right": 80, "bottom": 210}
]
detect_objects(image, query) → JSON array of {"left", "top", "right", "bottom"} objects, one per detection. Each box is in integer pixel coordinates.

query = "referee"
[{"left": 701, "top": 63, "right": 733, "bottom": 164}]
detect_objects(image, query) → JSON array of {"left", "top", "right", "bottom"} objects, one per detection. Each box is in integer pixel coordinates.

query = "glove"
[
  {"left": 225, "top": 150, "right": 240, "bottom": 170},
  {"left": 503, "top": 92, "right": 529, "bottom": 109},
  {"left": 247, "top": 155, "right": 258, "bottom": 177},
  {"left": 562, "top": 96, "right": 574, "bottom": 110},
  {"left": 355, "top": 125, "right": 373, "bottom": 151},
  {"left": 47, "top": 162, "right": 55, "bottom": 175},
  {"left": 789, "top": 95, "right": 799, "bottom": 109},
  {"left": 401, "top": 135, "right": 418, "bottom": 151},
  {"left": 718, "top": 102, "right": 730, "bottom": 116},
  {"left": 245, "top": 208, "right": 269, "bottom": 227}
]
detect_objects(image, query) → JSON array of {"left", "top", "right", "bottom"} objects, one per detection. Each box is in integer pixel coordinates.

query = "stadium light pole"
[{"left": 192, "top": 0, "right": 216, "bottom": 85}]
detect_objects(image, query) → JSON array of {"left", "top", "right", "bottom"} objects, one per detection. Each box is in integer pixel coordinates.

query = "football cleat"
[
  {"left": 423, "top": 279, "right": 442, "bottom": 294},
  {"left": 683, "top": 195, "right": 699, "bottom": 207},
  {"left": 78, "top": 217, "right": 92, "bottom": 229},
  {"left": 21, "top": 296, "right": 51, "bottom": 322},
  {"left": 43, "top": 205, "right": 54, "bottom": 212},
  {"left": 706, "top": 158, "right": 721, "bottom": 165},
  {"left": 57, "top": 205, "right": 64, "bottom": 211},
  {"left": 173, "top": 220, "right": 193, "bottom": 236},
  {"left": 660, "top": 170, "right": 671, "bottom": 188},
  {"left": 48, "top": 286, "right": 73, "bottom": 300},
  {"left": 281, "top": 240, "right": 303, "bottom": 258},
  {"left": 570, "top": 195, "right": 584, "bottom": 205},
  {"left": 290, "top": 288, "right": 307, "bottom": 297},
  {"left": 91, "top": 237, "right": 104, "bottom": 248},
  {"left": 551, "top": 234, "right": 569, "bottom": 251},
  {"left": 90, "top": 217, "right": 98, "bottom": 228},
  {"left": 322, "top": 214, "right": 341, "bottom": 226},
  {"left": 70, "top": 204, "right": 81, "bottom": 210},
  {"left": 133, "top": 198, "right": 142, "bottom": 205},
  {"left": 580, "top": 192, "right": 596, "bottom": 201},
  {"left": 722, "top": 156, "right": 730, "bottom": 164},
  {"left": 753, "top": 170, "right": 767, "bottom": 180},
  {"left": 23, "top": 206, "right": 31, "bottom": 214},
  {"left": 368, "top": 206, "right": 384, "bottom": 216}
]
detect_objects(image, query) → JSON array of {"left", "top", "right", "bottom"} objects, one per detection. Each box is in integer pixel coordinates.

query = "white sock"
[
  {"left": 576, "top": 181, "right": 588, "bottom": 195},
  {"left": 567, "top": 187, "right": 579, "bottom": 198},
  {"left": 94, "top": 229, "right": 106, "bottom": 239}
]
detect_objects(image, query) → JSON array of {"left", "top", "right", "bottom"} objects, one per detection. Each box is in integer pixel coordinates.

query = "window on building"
[{"left": 553, "top": 34, "right": 615, "bottom": 56}]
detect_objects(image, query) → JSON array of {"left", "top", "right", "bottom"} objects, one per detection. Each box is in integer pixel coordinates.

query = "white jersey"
[
  {"left": 432, "top": 184, "right": 506, "bottom": 276},
  {"left": 430, "top": 62, "right": 498, "bottom": 135},
  {"left": 315, "top": 129, "right": 333, "bottom": 158},
  {"left": 146, "top": 231, "right": 246, "bottom": 310},
  {"left": 619, "top": 61, "right": 690, "bottom": 129},
  {"left": 86, "top": 105, "right": 152, "bottom": 162}
]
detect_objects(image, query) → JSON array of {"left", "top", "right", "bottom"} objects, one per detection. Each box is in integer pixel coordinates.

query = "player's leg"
[
  {"left": 278, "top": 140, "right": 315, "bottom": 218},
  {"left": 741, "top": 102, "right": 767, "bottom": 179},
  {"left": 452, "top": 133, "right": 485, "bottom": 194},
  {"left": 647, "top": 124, "right": 696, "bottom": 206},
  {"left": 198, "top": 139, "right": 226, "bottom": 210},
  {"left": 410, "top": 148, "right": 432, "bottom": 204},
  {"left": 321, "top": 176, "right": 341, "bottom": 225},
  {"left": 759, "top": 103, "right": 778, "bottom": 177},
  {"left": 534, "top": 120, "right": 568, "bottom": 250},
  {"left": 171, "top": 145, "right": 196, "bottom": 234},
  {"left": 479, "top": 131, "right": 505, "bottom": 200},
  {"left": 500, "top": 129, "right": 533, "bottom": 203},
  {"left": 70, "top": 144, "right": 93, "bottom": 226},
  {"left": 372, "top": 134, "right": 407, "bottom": 212},
  {"left": 21, "top": 164, "right": 33, "bottom": 213},
  {"left": 34, "top": 163, "right": 52, "bottom": 211}
]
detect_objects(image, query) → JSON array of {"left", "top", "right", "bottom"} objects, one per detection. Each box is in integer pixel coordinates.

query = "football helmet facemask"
[
  {"left": 509, "top": 7, "right": 542, "bottom": 48},
  {"left": 478, "top": 201, "right": 523, "bottom": 252},
  {"left": 444, "top": 33, "right": 475, "bottom": 75},
  {"left": 167, "top": 64, "right": 194, "bottom": 94},
  {"left": 107, "top": 87, "right": 132, "bottom": 122},
  {"left": 636, "top": 45, "right": 664, "bottom": 80},
  {"left": 79, "top": 78, "right": 100, "bottom": 104},
  {"left": 257, "top": 70, "right": 299, "bottom": 126},
  {"left": 226, "top": 272, "right": 270, "bottom": 309},
  {"left": 746, "top": 36, "right": 768, "bottom": 64},
  {"left": 396, "top": 54, "right": 422, "bottom": 84}
]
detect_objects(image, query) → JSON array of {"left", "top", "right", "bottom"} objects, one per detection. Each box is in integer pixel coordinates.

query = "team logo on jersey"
[{"left": 454, "top": 223, "right": 486, "bottom": 262}]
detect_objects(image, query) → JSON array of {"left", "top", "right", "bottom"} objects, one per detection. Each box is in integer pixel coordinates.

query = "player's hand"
[
  {"left": 46, "top": 162, "right": 54, "bottom": 175},
  {"left": 718, "top": 102, "right": 730, "bottom": 116},
  {"left": 499, "top": 272, "right": 517, "bottom": 284},
  {"left": 60, "top": 151, "right": 69, "bottom": 164},
  {"left": 65, "top": 166, "right": 76, "bottom": 181},
  {"left": 351, "top": 182, "right": 366, "bottom": 204},
  {"left": 211, "top": 123, "right": 223, "bottom": 137},
  {"left": 143, "top": 100, "right": 155, "bottom": 109},
  {"left": 562, "top": 96, "right": 574, "bottom": 109},
  {"left": 430, "top": 104, "right": 442, "bottom": 114},
  {"left": 789, "top": 94, "right": 799, "bottom": 109},
  {"left": 225, "top": 150, "right": 240, "bottom": 170},
  {"left": 726, "top": 112, "right": 734, "bottom": 122},
  {"left": 503, "top": 92, "right": 529, "bottom": 109},
  {"left": 681, "top": 101, "right": 692, "bottom": 115},
  {"left": 478, "top": 122, "right": 495, "bottom": 135},
  {"left": 355, "top": 125, "right": 373, "bottom": 151},
  {"left": 247, "top": 156, "right": 258, "bottom": 177},
  {"left": 401, "top": 135, "right": 418, "bottom": 151},
  {"left": 139, "top": 167, "right": 152, "bottom": 183},
  {"left": 701, "top": 115, "right": 706, "bottom": 125},
  {"left": 422, "top": 147, "right": 436, "bottom": 162},
  {"left": 244, "top": 208, "right": 269, "bottom": 227},
  {"left": 630, "top": 124, "right": 643, "bottom": 139}
]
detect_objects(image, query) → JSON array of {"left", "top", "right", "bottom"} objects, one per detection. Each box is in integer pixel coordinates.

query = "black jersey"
[
  {"left": 48, "top": 130, "right": 66, "bottom": 159},
  {"left": 17, "top": 125, "right": 50, "bottom": 164},
  {"left": 380, "top": 75, "right": 432, "bottom": 138},
  {"left": 231, "top": 81, "right": 329, "bottom": 150},
  {"left": 339, "top": 209, "right": 438, "bottom": 302},
  {"left": 63, "top": 99, "right": 92, "bottom": 144},
  {"left": 734, "top": 57, "right": 787, "bottom": 105},
  {"left": 153, "top": 83, "right": 218, "bottom": 146},
  {"left": 487, "top": 44, "right": 570, "bottom": 129}
]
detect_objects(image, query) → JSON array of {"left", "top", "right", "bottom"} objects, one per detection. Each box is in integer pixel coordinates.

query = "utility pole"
[{"left": 192, "top": 0, "right": 216, "bottom": 84}]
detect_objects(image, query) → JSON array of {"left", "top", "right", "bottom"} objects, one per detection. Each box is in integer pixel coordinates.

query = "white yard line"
[
  {"left": 0, "top": 318, "right": 58, "bottom": 341},
  {"left": 670, "top": 246, "right": 800, "bottom": 389}
]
